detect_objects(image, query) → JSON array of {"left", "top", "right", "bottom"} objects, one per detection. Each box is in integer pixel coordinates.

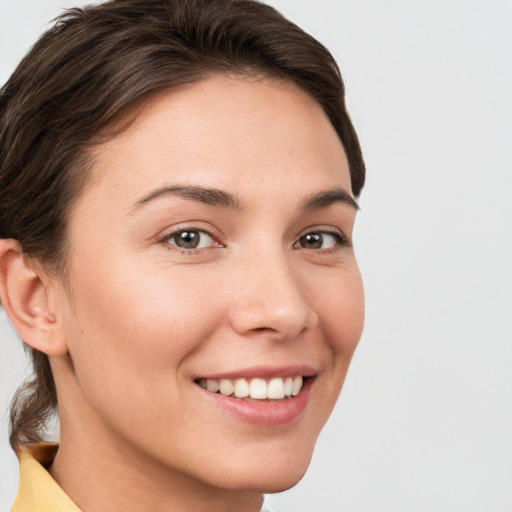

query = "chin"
[
  {"left": 222, "top": 467, "right": 310, "bottom": 494},
  {"left": 210, "top": 443, "right": 314, "bottom": 494},
  {"left": 251, "top": 468, "right": 309, "bottom": 494}
]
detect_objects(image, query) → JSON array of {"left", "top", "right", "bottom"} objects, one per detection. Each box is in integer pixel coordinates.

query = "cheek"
[
  {"left": 63, "top": 257, "right": 222, "bottom": 406},
  {"left": 316, "top": 265, "right": 365, "bottom": 356},
  {"left": 306, "top": 264, "right": 364, "bottom": 415}
]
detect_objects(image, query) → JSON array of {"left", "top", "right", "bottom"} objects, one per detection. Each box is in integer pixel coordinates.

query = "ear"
[{"left": 0, "top": 239, "right": 68, "bottom": 356}]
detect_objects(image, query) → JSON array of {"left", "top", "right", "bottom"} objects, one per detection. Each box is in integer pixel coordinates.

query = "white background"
[{"left": 1, "top": 1, "right": 511, "bottom": 511}]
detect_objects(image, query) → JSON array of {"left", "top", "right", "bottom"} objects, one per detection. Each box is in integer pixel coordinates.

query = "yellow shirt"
[{"left": 12, "top": 443, "right": 81, "bottom": 512}]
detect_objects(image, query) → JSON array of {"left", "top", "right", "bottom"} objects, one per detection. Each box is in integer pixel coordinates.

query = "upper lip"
[{"left": 194, "top": 364, "right": 318, "bottom": 381}]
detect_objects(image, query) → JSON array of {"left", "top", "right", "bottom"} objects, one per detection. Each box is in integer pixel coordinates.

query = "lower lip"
[{"left": 196, "top": 378, "right": 314, "bottom": 427}]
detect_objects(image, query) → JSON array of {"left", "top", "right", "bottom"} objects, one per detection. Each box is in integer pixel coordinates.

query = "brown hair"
[{"left": 0, "top": 0, "right": 365, "bottom": 453}]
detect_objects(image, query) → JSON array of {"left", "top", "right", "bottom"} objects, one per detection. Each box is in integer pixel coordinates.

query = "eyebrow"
[
  {"left": 130, "top": 184, "right": 246, "bottom": 213},
  {"left": 301, "top": 187, "right": 359, "bottom": 212},
  {"left": 130, "top": 184, "right": 358, "bottom": 214}
]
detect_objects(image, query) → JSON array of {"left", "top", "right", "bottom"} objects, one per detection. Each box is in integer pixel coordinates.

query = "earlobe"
[{"left": 0, "top": 239, "right": 67, "bottom": 356}]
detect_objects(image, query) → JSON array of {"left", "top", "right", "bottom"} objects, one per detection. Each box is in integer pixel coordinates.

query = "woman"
[{"left": 0, "top": 0, "right": 365, "bottom": 510}]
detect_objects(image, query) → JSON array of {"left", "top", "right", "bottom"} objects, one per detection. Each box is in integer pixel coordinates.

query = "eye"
[
  {"left": 294, "top": 231, "right": 345, "bottom": 250},
  {"left": 166, "top": 229, "right": 216, "bottom": 250}
]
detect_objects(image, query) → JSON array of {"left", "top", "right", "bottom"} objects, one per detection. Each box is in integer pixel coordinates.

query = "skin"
[{"left": 12, "top": 76, "right": 364, "bottom": 511}]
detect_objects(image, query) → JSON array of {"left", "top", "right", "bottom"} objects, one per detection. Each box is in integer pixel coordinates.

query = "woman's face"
[{"left": 52, "top": 76, "right": 364, "bottom": 492}]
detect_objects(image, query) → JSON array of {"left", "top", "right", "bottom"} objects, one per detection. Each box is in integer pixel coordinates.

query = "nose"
[{"left": 228, "top": 248, "right": 318, "bottom": 340}]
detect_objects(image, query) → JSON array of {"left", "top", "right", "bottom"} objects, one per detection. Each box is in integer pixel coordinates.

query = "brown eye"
[
  {"left": 294, "top": 231, "right": 344, "bottom": 250},
  {"left": 299, "top": 233, "right": 323, "bottom": 249},
  {"left": 167, "top": 230, "right": 215, "bottom": 250}
]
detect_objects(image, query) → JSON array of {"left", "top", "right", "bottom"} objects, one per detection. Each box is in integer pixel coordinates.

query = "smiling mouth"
[{"left": 195, "top": 376, "right": 307, "bottom": 401}]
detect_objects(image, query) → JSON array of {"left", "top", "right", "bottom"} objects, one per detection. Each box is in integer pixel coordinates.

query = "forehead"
[{"left": 80, "top": 76, "right": 351, "bottom": 212}]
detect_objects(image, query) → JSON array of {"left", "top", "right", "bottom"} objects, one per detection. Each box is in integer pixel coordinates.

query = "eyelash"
[{"left": 159, "top": 227, "right": 349, "bottom": 254}]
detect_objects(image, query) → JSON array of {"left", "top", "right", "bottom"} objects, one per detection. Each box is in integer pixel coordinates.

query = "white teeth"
[
  {"left": 200, "top": 376, "right": 305, "bottom": 400},
  {"left": 268, "top": 378, "right": 285, "bottom": 399},
  {"left": 219, "top": 379, "right": 234, "bottom": 396},
  {"left": 234, "top": 378, "right": 250, "bottom": 398},
  {"left": 249, "top": 378, "right": 267, "bottom": 399},
  {"left": 206, "top": 379, "right": 220, "bottom": 392},
  {"left": 284, "top": 377, "right": 293, "bottom": 397},
  {"left": 291, "top": 376, "right": 303, "bottom": 396}
]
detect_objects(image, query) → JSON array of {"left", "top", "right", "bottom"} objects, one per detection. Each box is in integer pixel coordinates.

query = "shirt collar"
[{"left": 12, "top": 442, "right": 81, "bottom": 512}]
